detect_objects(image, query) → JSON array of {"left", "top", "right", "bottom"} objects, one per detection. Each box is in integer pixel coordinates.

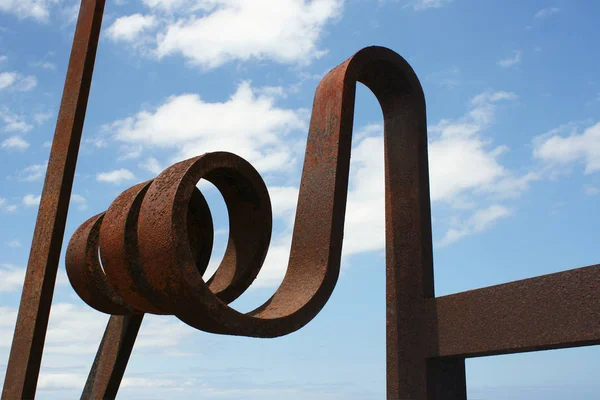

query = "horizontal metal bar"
[{"left": 428, "top": 264, "right": 600, "bottom": 358}]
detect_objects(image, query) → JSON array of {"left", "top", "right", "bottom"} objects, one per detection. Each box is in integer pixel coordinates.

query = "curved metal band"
[
  {"left": 66, "top": 46, "right": 430, "bottom": 342},
  {"left": 65, "top": 185, "right": 216, "bottom": 316},
  {"left": 134, "top": 46, "right": 430, "bottom": 337}
]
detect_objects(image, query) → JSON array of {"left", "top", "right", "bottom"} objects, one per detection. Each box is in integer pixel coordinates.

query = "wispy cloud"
[
  {"left": 71, "top": 194, "right": 88, "bottom": 211},
  {"left": 2, "top": 136, "right": 30, "bottom": 150},
  {"left": 0, "top": 108, "right": 34, "bottom": 133},
  {"left": 17, "top": 162, "right": 47, "bottom": 181},
  {"left": 0, "top": 198, "right": 18, "bottom": 213},
  {"left": 0, "top": 71, "right": 37, "bottom": 91},
  {"left": 0, "top": 264, "right": 26, "bottom": 292},
  {"left": 439, "top": 205, "right": 513, "bottom": 245},
  {"left": 411, "top": 0, "right": 453, "bottom": 11},
  {"left": 498, "top": 50, "right": 521, "bottom": 68},
  {"left": 534, "top": 7, "right": 560, "bottom": 19},
  {"left": 6, "top": 239, "right": 21, "bottom": 248},
  {"left": 96, "top": 168, "right": 136, "bottom": 184}
]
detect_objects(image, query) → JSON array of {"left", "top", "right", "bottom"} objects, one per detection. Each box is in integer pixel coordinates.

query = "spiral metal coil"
[{"left": 66, "top": 46, "right": 429, "bottom": 341}]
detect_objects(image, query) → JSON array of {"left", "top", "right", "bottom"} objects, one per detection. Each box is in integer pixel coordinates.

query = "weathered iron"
[
  {"left": 2, "top": 1, "right": 106, "bottom": 398},
  {"left": 2, "top": 1, "right": 599, "bottom": 399}
]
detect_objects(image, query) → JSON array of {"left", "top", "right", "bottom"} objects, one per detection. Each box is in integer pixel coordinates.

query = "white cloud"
[
  {"left": 0, "top": 0, "right": 55, "bottom": 21},
  {"left": 438, "top": 205, "right": 513, "bottom": 246},
  {"left": 33, "top": 111, "right": 53, "bottom": 125},
  {"left": 246, "top": 90, "right": 530, "bottom": 267},
  {"left": 35, "top": 61, "right": 56, "bottom": 70},
  {"left": 268, "top": 186, "right": 298, "bottom": 217},
  {"left": 412, "top": 0, "right": 452, "bottom": 11},
  {"left": 339, "top": 90, "right": 533, "bottom": 253},
  {"left": 37, "top": 372, "right": 85, "bottom": 390},
  {"left": 6, "top": 239, "right": 21, "bottom": 248},
  {"left": 0, "top": 303, "right": 195, "bottom": 361},
  {"left": 71, "top": 194, "right": 87, "bottom": 211},
  {"left": 17, "top": 162, "right": 47, "bottom": 181},
  {"left": 0, "top": 108, "right": 34, "bottom": 133},
  {"left": 15, "top": 75, "right": 37, "bottom": 91},
  {"left": 534, "top": 7, "right": 560, "bottom": 19},
  {"left": 23, "top": 194, "right": 41, "bottom": 206},
  {"left": 2, "top": 136, "right": 30, "bottom": 150},
  {"left": 96, "top": 168, "right": 136, "bottom": 184},
  {"left": 427, "top": 91, "right": 529, "bottom": 201},
  {"left": 101, "top": 86, "right": 531, "bottom": 287},
  {"left": 109, "top": 81, "right": 307, "bottom": 173},
  {"left": 498, "top": 50, "right": 521, "bottom": 68},
  {"left": 0, "top": 198, "right": 18, "bottom": 213},
  {"left": 250, "top": 234, "right": 294, "bottom": 289},
  {"left": 533, "top": 121, "right": 600, "bottom": 174},
  {"left": 106, "top": 13, "right": 157, "bottom": 42},
  {"left": 0, "top": 264, "right": 26, "bottom": 292},
  {"left": 139, "top": 156, "right": 163, "bottom": 174},
  {"left": 109, "top": 0, "right": 342, "bottom": 69},
  {"left": 0, "top": 71, "right": 17, "bottom": 89},
  {"left": 0, "top": 71, "right": 37, "bottom": 91}
]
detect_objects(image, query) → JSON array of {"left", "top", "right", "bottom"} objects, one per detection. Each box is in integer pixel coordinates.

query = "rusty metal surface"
[
  {"left": 1, "top": 1, "right": 106, "bottom": 398},
  {"left": 429, "top": 264, "right": 600, "bottom": 358},
  {"left": 63, "top": 47, "right": 448, "bottom": 398},
  {"left": 81, "top": 314, "right": 143, "bottom": 400}
]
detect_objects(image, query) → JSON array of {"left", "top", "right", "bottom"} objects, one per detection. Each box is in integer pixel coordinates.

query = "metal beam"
[{"left": 1, "top": 1, "right": 106, "bottom": 398}]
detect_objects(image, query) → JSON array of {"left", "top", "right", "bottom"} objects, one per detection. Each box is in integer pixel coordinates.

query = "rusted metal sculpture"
[{"left": 2, "top": 1, "right": 599, "bottom": 399}]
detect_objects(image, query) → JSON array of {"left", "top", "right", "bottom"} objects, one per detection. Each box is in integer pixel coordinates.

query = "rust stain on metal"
[
  {"left": 1, "top": 1, "right": 106, "bottom": 398},
  {"left": 1, "top": 2, "right": 598, "bottom": 397}
]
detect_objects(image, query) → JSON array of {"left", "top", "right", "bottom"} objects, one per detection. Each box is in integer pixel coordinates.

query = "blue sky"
[{"left": 1, "top": 0, "right": 600, "bottom": 398}]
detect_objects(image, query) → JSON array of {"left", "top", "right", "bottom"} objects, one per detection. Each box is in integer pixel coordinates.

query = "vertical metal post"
[{"left": 1, "top": 1, "right": 106, "bottom": 398}]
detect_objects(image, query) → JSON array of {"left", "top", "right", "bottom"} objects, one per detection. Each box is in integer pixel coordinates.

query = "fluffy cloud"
[
  {"left": 533, "top": 121, "right": 600, "bottom": 174},
  {"left": 106, "top": 13, "right": 157, "bottom": 42},
  {"left": 2, "top": 136, "right": 30, "bottom": 150},
  {"left": 0, "top": 108, "right": 34, "bottom": 133},
  {"left": 109, "top": 81, "right": 307, "bottom": 173},
  {"left": 104, "top": 87, "right": 533, "bottom": 283},
  {"left": 0, "top": 264, "right": 26, "bottom": 292},
  {"left": 96, "top": 168, "right": 136, "bottom": 184},
  {"left": 340, "top": 90, "right": 535, "bottom": 253},
  {"left": 0, "top": 264, "right": 66, "bottom": 293},
  {"left": 0, "top": 72, "right": 18, "bottom": 89},
  {"left": 0, "top": 0, "right": 55, "bottom": 21},
  {"left": 23, "top": 194, "right": 41, "bottom": 206},
  {"left": 106, "top": 0, "right": 343, "bottom": 69}
]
